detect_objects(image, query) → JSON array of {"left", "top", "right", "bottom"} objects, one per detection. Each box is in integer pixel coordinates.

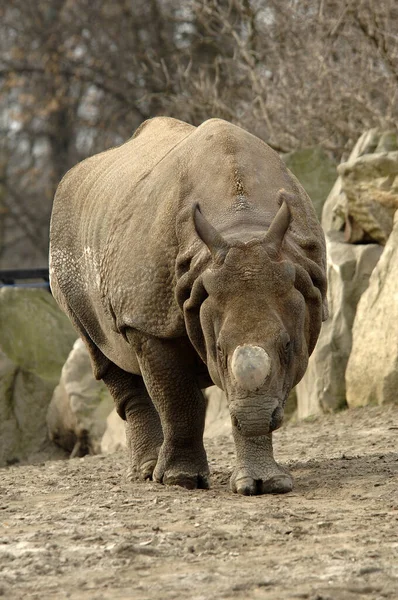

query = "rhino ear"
[
  {"left": 264, "top": 190, "right": 292, "bottom": 256},
  {"left": 193, "top": 204, "right": 230, "bottom": 265}
]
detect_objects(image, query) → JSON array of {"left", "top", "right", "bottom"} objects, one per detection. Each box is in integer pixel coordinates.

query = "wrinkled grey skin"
[{"left": 50, "top": 117, "right": 327, "bottom": 495}]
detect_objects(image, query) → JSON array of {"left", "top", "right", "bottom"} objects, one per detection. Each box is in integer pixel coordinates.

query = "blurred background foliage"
[{"left": 0, "top": 0, "right": 397, "bottom": 267}]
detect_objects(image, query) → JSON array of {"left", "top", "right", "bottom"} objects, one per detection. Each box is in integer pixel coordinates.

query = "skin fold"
[{"left": 50, "top": 117, "right": 327, "bottom": 495}]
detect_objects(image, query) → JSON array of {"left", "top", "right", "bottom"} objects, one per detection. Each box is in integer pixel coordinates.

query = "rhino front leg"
[
  {"left": 102, "top": 363, "right": 163, "bottom": 480},
  {"left": 131, "top": 335, "right": 210, "bottom": 490},
  {"left": 230, "top": 428, "right": 293, "bottom": 496}
]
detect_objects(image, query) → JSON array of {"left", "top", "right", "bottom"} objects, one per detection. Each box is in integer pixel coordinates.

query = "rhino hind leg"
[
  {"left": 102, "top": 363, "right": 163, "bottom": 481},
  {"left": 127, "top": 333, "right": 210, "bottom": 490},
  {"left": 56, "top": 302, "right": 162, "bottom": 478},
  {"left": 230, "top": 430, "right": 293, "bottom": 496}
]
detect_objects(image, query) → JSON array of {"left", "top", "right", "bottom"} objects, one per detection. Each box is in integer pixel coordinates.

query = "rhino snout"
[
  {"left": 231, "top": 413, "right": 269, "bottom": 437},
  {"left": 229, "top": 396, "right": 279, "bottom": 438},
  {"left": 231, "top": 345, "right": 271, "bottom": 391}
]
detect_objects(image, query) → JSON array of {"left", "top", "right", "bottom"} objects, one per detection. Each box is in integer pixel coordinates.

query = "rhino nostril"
[
  {"left": 231, "top": 415, "right": 242, "bottom": 431},
  {"left": 270, "top": 406, "right": 284, "bottom": 431}
]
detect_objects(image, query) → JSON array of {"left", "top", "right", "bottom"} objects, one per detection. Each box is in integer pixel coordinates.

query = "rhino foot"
[
  {"left": 159, "top": 471, "right": 210, "bottom": 490},
  {"left": 153, "top": 445, "right": 210, "bottom": 490},
  {"left": 125, "top": 416, "right": 163, "bottom": 482},
  {"left": 230, "top": 466, "right": 293, "bottom": 496},
  {"left": 127, "top": 457, "right": 158, "bottom": 482}
]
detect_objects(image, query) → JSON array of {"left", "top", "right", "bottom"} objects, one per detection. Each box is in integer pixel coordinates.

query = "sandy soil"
[{"left": 1, "top": 404, "right": 397, "bottom": 600}]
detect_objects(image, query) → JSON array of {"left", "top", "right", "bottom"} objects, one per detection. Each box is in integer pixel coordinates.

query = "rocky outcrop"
[
  {"left": 322, "top": 129, "right": 380, "bottom": 233},
  {"left": 322, "top": 129, "right": 398, "bottom": 243},
  {"left": 295, "top": 233, "right": 382, "bottom": 419},
  {"left": 346, "top": 211, "right": 398, "bottom": 407},
  {"left": 294, "top": 129, "right": 398, "bottom": 418},
  {"left": 101, "top": 408, "right": 126, "bottom": 454},
  {"left": 338, "top": 150, "right": 398, "bottom": 244},
  {"left": 47, "top": 338, "right": 114, "bottom": 456},
  {"left": 0, "top": 288, "right": 76, "bottom": 466},
  {"left": 204, "top": 386, "right": 230, "bottom": 438}
]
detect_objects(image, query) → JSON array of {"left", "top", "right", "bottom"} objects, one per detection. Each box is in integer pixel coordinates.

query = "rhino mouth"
[
  {"left": 270, "top": 405, "right": 284, "bottom": 431},
  {"left": 230, "top": 411, "right": 270, "bottom": 437},
  {"left": 231, "top": 403, "right": 283, "bottom": 437}
]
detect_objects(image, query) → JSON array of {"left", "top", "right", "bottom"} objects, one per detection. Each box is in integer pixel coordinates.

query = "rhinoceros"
[{"left": 50, "top": 117, "right": 327, "bottom": 495}]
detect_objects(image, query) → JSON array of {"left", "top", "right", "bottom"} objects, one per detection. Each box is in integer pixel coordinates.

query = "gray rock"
[
  {"left": 375, "top": 130, "right": 398, "bottom": 153},
  {"left": 282, "top": 147, "right": 337, "bottom": 221},
  {"left": 322, "top": 129, "right": 382, "bottom": 233},
  {"left": 346, "top": 211, "right": 398, "bottom": 407},
  {"left": 48, "top": 338, "right": 114, "bottom": 456},
  {"left": 0, "top": 288, "right": 76, "bottom": 466},
  {"left": 338, "top": 150, "right": 398, "bottom": 244},
  {"left": 322, "top": 129, "right": 398, "bottom": 243},
  {"left": 321, "top": 176, "right": 346, "bottom": 234},
  {"left": 295, "top": 233, "right": 383, "bottom": 418},
  {"left": 204, "top": 386, "right": 230, "bottom": 439},
  {"left": 100, "top": 407, "right": 126, "bottom": 454}
]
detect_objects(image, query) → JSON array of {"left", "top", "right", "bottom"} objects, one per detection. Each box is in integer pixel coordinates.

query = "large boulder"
[
  {"left": 47, "top": 338, "right": 114, "bottom": 456},
  {"left": 346, "top": 211, "right": 398, "bottom": 407},
  {"left": 282, "top": 147, "right": 337, "bottom": 221},
  {"left": 322, "top": 129, "right": 380, "bottom": 233},
  {"left": 204, "top": 386, "right": 230, "bottom": 438},
  {"left": 0, "top": 288, "right": 76, "bottom": 466},
  {"left": 101, "top": 407, "right": 126, "bottom": 454},
  {"left": 295, "top": 233, "right": 382, "bottom": 419},
  {"left": 338, "top": 149, "right": 398, "bottom": 244},
  {"left": 322, "top": 129, "right": 398, "bottom": 242}
]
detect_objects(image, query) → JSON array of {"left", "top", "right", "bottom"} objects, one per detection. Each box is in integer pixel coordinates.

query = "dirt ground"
[{"left": 1, "top": 404, "right": 397, "bottom": 600}]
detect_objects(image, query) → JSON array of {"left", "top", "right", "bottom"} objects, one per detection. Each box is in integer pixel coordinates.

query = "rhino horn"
[
  {"left": 231, "top": 345, "right": 271, "bottom": 391},
  {"left": 264, "top": 190, "right": 292, "bottom": 254},
  {"left": 194, "top": 204, "right": 230, "bottom": 265}
]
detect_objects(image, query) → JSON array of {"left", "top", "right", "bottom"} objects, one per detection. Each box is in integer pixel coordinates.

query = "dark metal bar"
[
  {"left": 0, "top": 268, "right": 49, "bottom": 282},
  {"left": 0, "top": 282, "right": 51, "bottom": 289},
  {"left": 0, "top": 268, "right": 51, "bottom": 291}
]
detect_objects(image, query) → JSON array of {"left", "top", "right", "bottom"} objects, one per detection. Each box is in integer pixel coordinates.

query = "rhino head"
[{"left": 190, "top": 191, "right": 323, "bottom": 437}]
